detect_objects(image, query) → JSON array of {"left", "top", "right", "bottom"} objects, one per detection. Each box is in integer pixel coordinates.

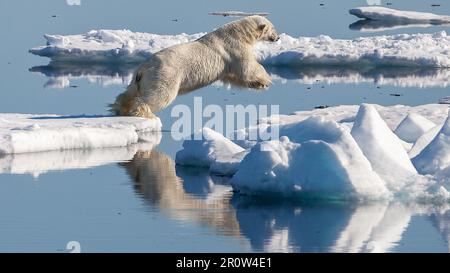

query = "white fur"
[{"left": 110, "top": 16, "right": 279, "bottom": 118}]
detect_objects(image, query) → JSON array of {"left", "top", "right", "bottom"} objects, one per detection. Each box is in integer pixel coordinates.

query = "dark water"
[{"left": 0, "top": 0, "right": 450, "bottom": 252}]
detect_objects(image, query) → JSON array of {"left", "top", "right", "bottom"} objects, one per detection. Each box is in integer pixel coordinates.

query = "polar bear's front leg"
[
  {"left": 129, "top": 97, "right": 156, "bottom": 119},
  {"left": 241, "top": 61, "right": 272, "bottom": 90}
]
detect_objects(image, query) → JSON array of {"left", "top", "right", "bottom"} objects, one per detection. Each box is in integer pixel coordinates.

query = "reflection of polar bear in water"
[{"left": 110, "top": 15, "right": 279, "bottom": 119}]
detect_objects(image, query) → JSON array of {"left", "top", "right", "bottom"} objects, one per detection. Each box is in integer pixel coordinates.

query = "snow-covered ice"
[
  {"left": 412, "top": 112, "right": 450, "bottom": 174},
  {"left": 209, "top": 11, "right": 269, "bottom": 17},
  {"left": 30, "top": 29, "right": 450, "bottom": 67},
  {"left": 350, "top": 104, "right": 417, "bottom": 191},
  {"left": 230, "top": 118, "right": 389, "bottom": 199},
  {"left": 350, "top": 6, "right": 450, "bottom": 24},
  {"left": 0, "top": 114, "right": 161, "bottom": 154},
  {"left": 176, "top": 103, "right": 450, "bottom": 201},
  {"left": 394, "top": 113, "right": 436, "bottom": 143},
  {"left": 175, "top": 128, "right": 245, "bottom": 176},
  {"left": 258, "top": 31, "right": 450, "bottom": 67},
  {"left": 30, "top": 30, "right": 205, "bottom": 63}
]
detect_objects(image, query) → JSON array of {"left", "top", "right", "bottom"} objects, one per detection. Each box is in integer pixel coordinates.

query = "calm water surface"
[{"left": 0, "top": 0, "right": 450, "bottom": 252}]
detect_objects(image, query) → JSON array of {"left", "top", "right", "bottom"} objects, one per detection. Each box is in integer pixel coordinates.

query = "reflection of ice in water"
[
  {"left": 66, "top": 0, "right": 81, "bottom": 6},
  {"left": 30, "top": 64, "right": 450, "bottom": 89},
  {"left": 0, "top": 137, "right": 161, "bottom": 178},
  {"left": 332, "top": 203, "right": 412, "bottom": 253},
  {"left": 367, "top": 0, "right": 381, "bottom": 5}
]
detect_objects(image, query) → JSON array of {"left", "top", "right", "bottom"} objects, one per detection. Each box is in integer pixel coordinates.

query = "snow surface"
[
  {"left": 350, "top": 104, "right": 417, "bottom": 191},
  {"left": 394, "top": 113, "right": 436, "bottom": 143},
  {"left": 30, "top": 30, "right": 205, "bottom": 63},
  {"left": 30, "top": 29, "right": 450, "bottom": 67},
  {"left": 413, "top": 112, "right": 450, "bottom": 174},
  {"left": 176, "top": 103, "right": 450, "bottom": 201},
  {"left": 175, "top": 128, "right": 245, "bottom": 176},
  {"left": 0, "top": 114, "right": 162, "bottom": 154},
  {"left": 350, "top": 6, "right": 450, "bottom": 23}
]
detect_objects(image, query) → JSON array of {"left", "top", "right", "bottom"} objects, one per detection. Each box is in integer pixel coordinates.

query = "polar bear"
[{"left": 110, "top": 15, "right": 279, "bottom": 119}]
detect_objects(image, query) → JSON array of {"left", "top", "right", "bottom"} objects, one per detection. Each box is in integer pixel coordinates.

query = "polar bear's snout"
[{"left": 269, "top": 34, "right": 279, "bottom": 42}]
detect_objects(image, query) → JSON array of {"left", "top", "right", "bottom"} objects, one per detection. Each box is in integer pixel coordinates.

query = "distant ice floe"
[
  {"left": 209, "top": 11, "right": 269, "bottom": 17},
  {"left": 349, "top": 6, "right": 450, "bottom": 32},
  {"left": 30, "top": 29, "right": 450, "bottom": 67},
  {"left": 350, "top": 6, "right": 450, "bottom": 23},
  {"left": 66, "top": 0, "right": 81, "bottom": 6},
  {"left": 176, "top": 103, "right": 450, "bottom": 201},
  {"left": 0, "top": 114, "right": 161, "bottom": 155}
]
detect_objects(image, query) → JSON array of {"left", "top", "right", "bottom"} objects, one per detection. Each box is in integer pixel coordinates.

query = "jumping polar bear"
[{"left": 110, "top": 15, "right": 279, "bottom": 119}]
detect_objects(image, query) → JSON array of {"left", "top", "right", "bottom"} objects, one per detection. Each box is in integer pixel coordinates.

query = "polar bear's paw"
[
  {"left": 248, "top": 80, "right": 270, "bottom": 90},
  {"left": 129, "top": 98, "right": 157, "bottom": 119}
]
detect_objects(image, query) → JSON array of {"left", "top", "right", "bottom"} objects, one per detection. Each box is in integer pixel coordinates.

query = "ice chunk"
[
  {"left": 413, "top": 111, "right": 450, "bottom": 174},
  {"left": 0, "top": 114, "right": 161, "bottom": 154},
  {"left": 231, "top": 117, "right": 389, "bottom": 199},
  {"left": 351, "top": 104, "right": 417, "bottom": 190},
  {"left": 350, "top": 6, "right": 450, "bottom": 23},
  {"left": 175, "top": 103, "right": 450, "bottom": 200},
  {"left": 394, "top": 113, "right": 436, "bottom": 143},
  {"left": 209, "top": 11, "right": 269, "bottom": 17},
  {"left": 175, "top": 128, "right": 245, "bottom": 170},
  {"left": 409, "top": 124, "right": 443, "bottom": 158},
  {"left": 30, "top": 30, "right": 205, "bottom": 63}
]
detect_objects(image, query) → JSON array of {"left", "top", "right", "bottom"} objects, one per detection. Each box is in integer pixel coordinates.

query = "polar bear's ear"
[{"left": 258, "top": 24, "right": 267, "bottom": 32}]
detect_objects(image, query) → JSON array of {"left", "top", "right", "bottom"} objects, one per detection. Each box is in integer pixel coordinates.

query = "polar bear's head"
[{"left": 246, "top": 15, "right": 279, "bottom": 42}]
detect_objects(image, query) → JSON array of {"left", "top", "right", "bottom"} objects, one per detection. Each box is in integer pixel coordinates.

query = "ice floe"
[
  {"left": 0, "top": 114, "right": 161, "bottom": 154},
  {"left": 30, "top": 29, "right": 205, "bottom": 63},
  {"left": 209, "top": 11, "right": 269, "bottom": 17},
  {"left": 30, "top": 29, "right": 450, "bottom": 67},
  {"left": 350, "top": 6, "right": 450, "bottom": 24},
  {"left": 176, "top": 103, "right": 450, "bottom": 201}
]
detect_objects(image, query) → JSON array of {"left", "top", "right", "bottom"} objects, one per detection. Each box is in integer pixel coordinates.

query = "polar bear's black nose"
[{"left": 270, "top": 35, "right": 280, "bottom": 42}]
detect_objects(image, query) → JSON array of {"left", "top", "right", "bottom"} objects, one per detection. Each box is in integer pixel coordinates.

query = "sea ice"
[
  {"left": 30, "top": 29, "right": 450, "bottom": 67},
  {"left": 394, "top": 113, "right": 436, "bottom": 143},
  {"left": 350, "top": 6, "right": 450, "bottom": 23},
  {"left": 0, "top": 114, "right": 161, "bottom": 154},
  {"left": 413, "top": 112, "right": 450, "bottom": 174},
  {"left": 175, "top": 128, "right": 245, "bottom": 173},
  {"left": 350, "top": 104, "right": 417, "bottom": 191},
  {"left": 176, "top": 103, "right": 450, "bottom": 200}
]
